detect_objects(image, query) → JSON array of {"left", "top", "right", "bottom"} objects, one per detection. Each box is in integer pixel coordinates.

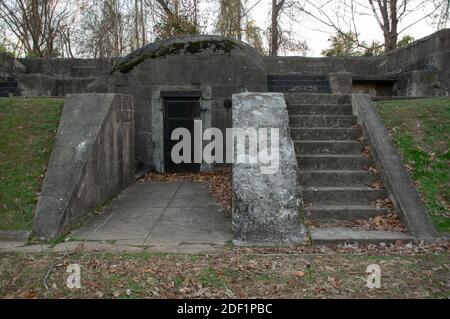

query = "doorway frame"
[
  {"left": 151, "top": 86, "right": 212, "bottom": 173},
  {"left": 162, "top": 92, "right": 201, "bottom": 173}
]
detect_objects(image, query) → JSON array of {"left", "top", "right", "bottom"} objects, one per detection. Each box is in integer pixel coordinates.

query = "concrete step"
[
  {"left": 299, "top": 170, "right": 376, "bottom": 187},
  {"left": 0, "top": 81, "right": 18, "bottom": 88},
  {"left": 269, "top": 86, "right": 331, "bottom": 93},
  {"left": 288, "top": 104, "right": 353, "bottom": 115},
  {"left": 267, "top": 82, "right": 331, "bottom": 94},
  {"left": 311, "top": 227, "right": 412, "bottom": 245},
  {"left": 291, "top": 128, "right": 362, "bottom": 140},
  {"left": 285, "top": 93, "right": 351, "bottom": 105},
  {"left": 71, "top": 65, "right": 97, "bottom": 70},
  {"left": 306, "top": 205, "right": 388, "bottom": 221},
  {"left": 0, "top": 76, "right": 15, "bottom": 82},
  {"left": 294, "top": 141, "right": 366, "bottom": 155},
  {"left": 268, "top": 79, "right": 330, "bottom": 86},
  {"left": 298, "top": 155, "right": 370, "bottom": 170},
  {"left": 303, "top": 187, "right": 387, "bottom": 206},
  {"left": 268, "top": 74, "right": 329, "bottom": 82},
  {"left": 289, "top": 115, "right": 357, "bottom": 128}
]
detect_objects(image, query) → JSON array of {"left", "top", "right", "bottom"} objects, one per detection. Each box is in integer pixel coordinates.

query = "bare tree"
[
  {"left": 368, "top": 0, "right": 448, "bottom": 51},
  {"left": 75, "top": 0, "right": 138, "bottom": 58},
  {"left": 152, "top": 0, "right": 203, "bottom": 39},
  {"left": 246, "top": 18, "right": 265, "bottom": 54},
  {"left": 0, "top": 0, "right": 72, "bottom": 57},
  {"left": 300, "top": 0, "right": 447, "bottom": 53},
  {"left": 431, "top": 0, "right": 450, "bottom": 29},
  {"left": 133, "top": 0, "right": 147, "bottom": 49},
  {"left": 270, "top": 0, "right": 284, "bottom": 56},
  {"left": 268, "top": 0, "right": 309, "bottom": 56},
  {"left": 215, "top": 0, "right": 243, "bottom": 40}
]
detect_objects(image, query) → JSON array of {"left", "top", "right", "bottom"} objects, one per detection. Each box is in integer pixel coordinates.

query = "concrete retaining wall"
[
  {"left": 15, "top": 58, "right": 114, "bottom": 97},
  {"left": 33, "top": 94, "right": 135, "bottom": 240},
  {"left": 17, "top": 58, "right": 114, "bottom": 78},
  {"left": 383, "top": 29, "right": 450, "bottom": 96},
  {"left": 264, "top": 56, "right": 384, "bottom": 76}
]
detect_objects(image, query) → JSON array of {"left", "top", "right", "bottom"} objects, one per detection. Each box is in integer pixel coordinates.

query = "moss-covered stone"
[{"left": 113, "top": 39, "right": 237, "bottom": 74}]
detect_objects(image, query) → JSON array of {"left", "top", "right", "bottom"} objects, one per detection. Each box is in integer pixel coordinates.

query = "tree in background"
[
  {"left": 300, "top": 0, "right": 448, "bottom": 53},
  {"left": 322, "top": 32, "right": 364, "bottom": 57},
  {"left": 269, "top": 0, "right": 284, "bottom": 56},
  {"left": 0, "top": 0, "right": 445, "bottom": 58},
  {"left": 215, "top": 0, "right": 267, "bottom": 54},
  {"left": 367, "top": 0, "right": 429, "bottom": 52},
  {"left": 74, "top": 0, "right": 128, "bottom": 58},
  {"left": 133, "top": 0, "right": 147, "bottom": 49},
  {"left": 245, "top": 18, "right": 266, "bottom": 54},
  {"left": 215, "top": 0, "right": 243, "bottom": 40},
  {"left": 0, "top": 0, "right": 73, "bottom": 57},
  {"left": 153, "top": 0, "right": 203, "bottom": 39},
  {"left": 397, "top": 34, "right": 414, "bottom": 48},
  {"left": 268, "top": 0, "right": 309, "bottom": 56},
  {"left": 431, "top": 0, "right": 450, "bottom": 29},
  {"left": 321, "top": 32, "right": 383, "bottom": 57}
]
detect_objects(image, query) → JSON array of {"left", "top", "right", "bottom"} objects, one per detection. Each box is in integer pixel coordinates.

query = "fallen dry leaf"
[
  {"left": 142, "top": 169, "right": 232, "bottom": 210},
  {"left": 22, "top": 291, "right": 38, "bottom": 299}
]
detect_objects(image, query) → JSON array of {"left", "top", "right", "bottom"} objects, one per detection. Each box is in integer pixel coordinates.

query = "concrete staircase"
[
  {"left": 268, "top": 74, "right": 331, "bottom": 93},
  {"left": 0, "top": 76, "right": 19, "bottom": 97},
  {"left": 285, "top": 93, "right": 412, "bottom": 244}
]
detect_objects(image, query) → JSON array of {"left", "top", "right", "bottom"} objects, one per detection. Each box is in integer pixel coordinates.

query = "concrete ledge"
[
  {"left": 372, "top": 96, "right": 434, "bottom": 102},
  {"left": 0, "top": 230, "right": 31, "bottom": 241},
  {"left": 312, "top": 227, "right": 413, "bottom": 245},
  {"left": 32, "top": 94, "right": 135, "bottom": 240},
  {"left": 352, "top": 94, "right": 438, "bottom": 241}
]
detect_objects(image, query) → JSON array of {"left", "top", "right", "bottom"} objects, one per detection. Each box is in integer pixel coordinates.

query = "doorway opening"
[{"left": 162, "top": 91, "right": 202, "bottom": 173}]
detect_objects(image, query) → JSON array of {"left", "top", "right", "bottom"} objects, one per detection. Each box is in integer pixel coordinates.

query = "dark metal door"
[{"left": 163, "top": 96, "right": 201, "bottom": 173}]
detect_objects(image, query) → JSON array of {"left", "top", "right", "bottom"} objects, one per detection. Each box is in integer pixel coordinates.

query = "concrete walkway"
[
  {"left": 70, "top": 181, "right": 233, "bottom": 247},
  {"left": 0, "top": 181, "right": 232, "bottom": 254}
]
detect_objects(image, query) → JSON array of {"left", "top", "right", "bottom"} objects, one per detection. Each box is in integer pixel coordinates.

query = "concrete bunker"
[
  {"left": 100, "top": 35, "right": 268, "bottom": 173},
  {"left": 20, "top": 32, "right": 445, "bottom": 242}
]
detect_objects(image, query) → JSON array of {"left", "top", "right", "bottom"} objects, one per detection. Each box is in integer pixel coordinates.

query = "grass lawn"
[
  {"left": 0, "top": 248, "right": 449, "bottom": 299},
  {"left": 0, "top": 98, "right": 64, "bottom": 231},
  {"left": 377, "top": 98, "right": 450, "bottom": 233}
]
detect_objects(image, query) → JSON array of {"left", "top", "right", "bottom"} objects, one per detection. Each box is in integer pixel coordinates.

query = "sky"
[{"left": 245, "top": 0, "right": 440, "bottom": 56}]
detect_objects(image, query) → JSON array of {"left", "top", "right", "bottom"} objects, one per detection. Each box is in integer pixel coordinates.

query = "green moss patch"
[{"left": 113, "top": 39, "right": 236, "bottom": 74}]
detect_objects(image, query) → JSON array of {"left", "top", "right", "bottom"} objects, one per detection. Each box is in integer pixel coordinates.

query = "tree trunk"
[
  {"left": 134, "top": 0, "right": 140, "bottom": 49},
  {"left": 368, "top": 0, "right": 399, "bottom": 52},
  {"left": 270, "top": 0, "right": 284, "bottom": 56}
]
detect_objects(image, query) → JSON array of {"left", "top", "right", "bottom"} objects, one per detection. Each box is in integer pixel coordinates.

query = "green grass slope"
[
  {"left": 0, "top": 98, "right": 63, "bottom": 230},
  {"left": 377, "top": 98, "right": 450, "bottom": 233}
]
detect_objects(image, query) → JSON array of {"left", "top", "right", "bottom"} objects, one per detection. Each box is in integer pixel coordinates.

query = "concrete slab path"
[{"left": 70, "top": 181, "right": 233, "bottom": 247}]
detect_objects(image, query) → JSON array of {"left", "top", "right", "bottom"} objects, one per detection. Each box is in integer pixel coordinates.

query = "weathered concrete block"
[
  {"left": 33, "top": 94, "right": 135, "bottom": 240},
  {"left": 0, "top": 53, "right": 12, "bottom": 75},
  {"left": 16, "top": 74, "right": 56, "bottom": 96},
  {"left": 395, "top": 70, "right": 448, "bottom": 97},
  {"left": 329, "top": 72, "right": 353, "bottom": 94},
  {"left": 232, "top": 93, "right": 306, "bottom": 245}
]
